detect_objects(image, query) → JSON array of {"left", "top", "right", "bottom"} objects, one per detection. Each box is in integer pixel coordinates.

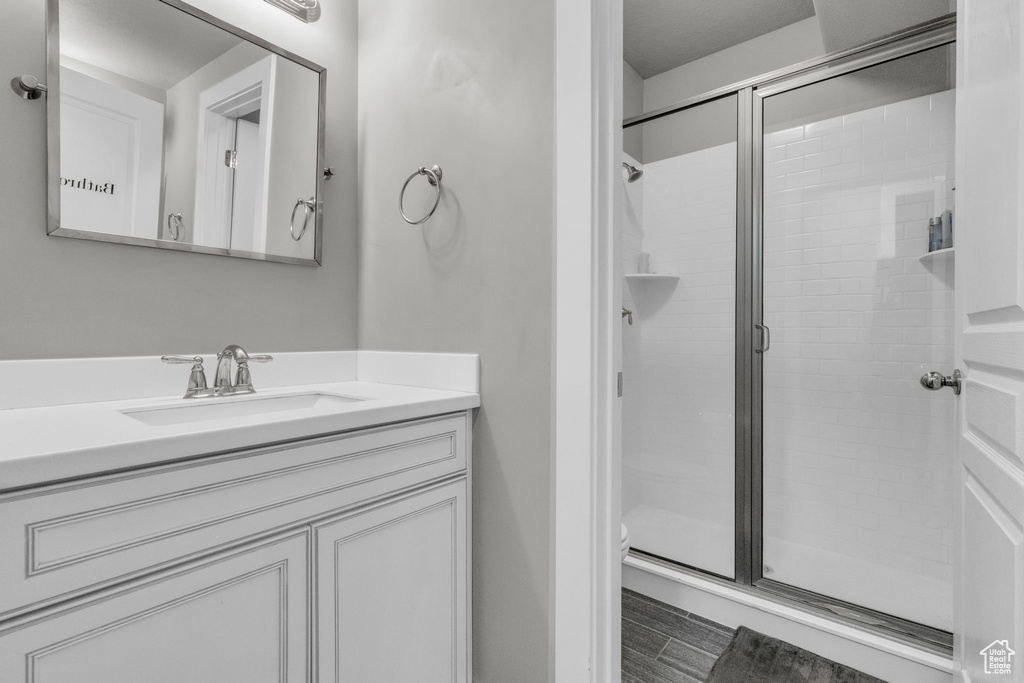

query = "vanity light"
[{"left": 264, "top": 0, "right": 321, "bottom": 23}]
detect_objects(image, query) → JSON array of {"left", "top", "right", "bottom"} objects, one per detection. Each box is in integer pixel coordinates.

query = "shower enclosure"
[{"left": 621, "top": 17, "right": 956, "bottom": 649}]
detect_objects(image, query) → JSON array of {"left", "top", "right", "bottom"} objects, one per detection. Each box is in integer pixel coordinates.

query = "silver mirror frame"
[{"left": 45, "top": 0, "right": 327, "bottom": 266}]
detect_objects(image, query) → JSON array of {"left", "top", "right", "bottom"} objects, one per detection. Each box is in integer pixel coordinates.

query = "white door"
[
  {"left": 955, "top": 1, "right": 1024, "bottom": 681},
  {"left": 59, "top": 67, "right": 164, "bottom": 239}
]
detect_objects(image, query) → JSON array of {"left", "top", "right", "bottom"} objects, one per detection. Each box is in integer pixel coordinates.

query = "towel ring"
[
  {"left": 10, "top": 74, "right": 47, "bottom": 100},
  {"left": 399, "top": 165, "right": 443, "bottom": 225},
  {"left": 291, "top": 197, "right": 315, "bottom": 241},
  {"left": 167, "top": 212, "right": 183, "bottom": 241}
]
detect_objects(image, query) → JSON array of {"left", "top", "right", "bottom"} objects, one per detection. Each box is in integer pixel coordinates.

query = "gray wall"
[
  {"left": 638, "top": 94, "right": 738, "bottom": 164},
  {"left": 623, "top": 60, "right": 644, "bottom": 160},
  {"left": 643, "top": 16, "right": 826, "bottom": 112},
  {"left": 630, "top": 14, "right": 953, "bottom": 165},
  {"left": 356, "top": 1, "right": 554, "bottom": 681},
  {"left": 812, "top": 0, "right": 953, "bottom": 52},
  {"left": 764, "top": 44, "right": 955, "bottom": 133},
  {"left": 0, "top": 0, "right": 357, "bottom": 360}
]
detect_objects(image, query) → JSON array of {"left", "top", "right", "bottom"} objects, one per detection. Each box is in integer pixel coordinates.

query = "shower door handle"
[{"left": 755, "top": 324, "right": 770, "bottom": 353}]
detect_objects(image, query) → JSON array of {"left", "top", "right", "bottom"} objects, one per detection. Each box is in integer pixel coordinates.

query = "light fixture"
[{"left": 264, "top": 0, "right": 321, "bottom": 23}]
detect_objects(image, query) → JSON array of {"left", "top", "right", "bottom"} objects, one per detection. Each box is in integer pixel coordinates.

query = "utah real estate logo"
[{"left": 980, "top": 640, "right": 1015, "bottom": 676}]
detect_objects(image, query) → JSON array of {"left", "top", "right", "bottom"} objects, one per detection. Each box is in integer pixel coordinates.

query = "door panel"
[
  {"left": 59, "top": 66, "right": 164, "bottom": 239},
  {"left": 961, "top": 475, "right": 1022, "bottom": 681},
  {"left": 315, "top": 480, "right": 469, "bottom": 683},
  {"left": 956, "top": 0, "right": 1024, "bottom": 679}
]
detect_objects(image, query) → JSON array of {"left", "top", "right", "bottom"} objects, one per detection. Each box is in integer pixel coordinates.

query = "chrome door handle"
[
  {"left": 755, "top": 324, "right": 770, "bottom": 353},
  {"left": 920, "top": 369, "right": 962, "bottom": 395}
]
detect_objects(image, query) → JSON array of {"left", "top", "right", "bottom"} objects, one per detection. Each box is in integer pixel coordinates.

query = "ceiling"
[
  {"left": 812, "top": 0, "right": 953, "bottom": 53},
  {"left": 624, "top": 0, "right": 817, "bottom": 79},
  {"left": 59, "top": 0, "right": 243, "bottom": 91},
  {"left": 624, "top": 0, "right": 954, "bottom": 80}
]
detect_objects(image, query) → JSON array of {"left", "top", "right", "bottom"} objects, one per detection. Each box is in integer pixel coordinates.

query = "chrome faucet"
[
  {"left": 214, "top": 345, "right": 274, "bottom": 396},
  {"left": 162, "top": 346, "right": 273, "bottom": 399}
]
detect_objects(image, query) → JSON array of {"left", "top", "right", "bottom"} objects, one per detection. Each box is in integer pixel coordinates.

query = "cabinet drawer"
[{"left": 0, "top": 412, "right": 468, "bottom": 620}]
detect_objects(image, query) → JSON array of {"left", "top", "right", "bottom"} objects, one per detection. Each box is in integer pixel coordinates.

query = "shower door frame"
[{"left": 623, "top": 13, "right": 958, "bottom": 653}]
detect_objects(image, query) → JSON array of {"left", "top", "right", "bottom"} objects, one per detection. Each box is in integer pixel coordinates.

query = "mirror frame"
[{"left": 45, "top": 0, "right": 327, "bottom": 266}]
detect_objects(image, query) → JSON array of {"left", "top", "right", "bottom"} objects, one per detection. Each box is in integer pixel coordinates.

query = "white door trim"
[
  {"left": 193, "top": 55, "right": 276, "bottom": 250},
  {"left": 552, "top": 0, "right": 621, "bottom": 681}
]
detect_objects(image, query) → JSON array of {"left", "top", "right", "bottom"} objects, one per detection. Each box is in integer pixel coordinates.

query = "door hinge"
[
  {"left": 224, "top": 150, "right": 237, "bottom": 168},
  {"left": 617, "top": 372, "right": 623, "bottom": 397}
]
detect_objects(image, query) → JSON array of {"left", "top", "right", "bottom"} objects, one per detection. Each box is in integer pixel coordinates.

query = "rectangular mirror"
[{"left": 46, "top": 0, "right": 326, "bottom": 265}]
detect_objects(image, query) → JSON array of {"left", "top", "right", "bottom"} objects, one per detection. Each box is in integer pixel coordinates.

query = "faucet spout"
[
  {"left": 214, "top": 345, "right": 274, "bottom": 396},
  {"left": 214, "top": 345, "right": 249, "bottom": 392}
]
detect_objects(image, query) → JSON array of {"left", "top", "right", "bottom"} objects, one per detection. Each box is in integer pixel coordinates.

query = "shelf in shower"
[
  {"left": 625, "top": 273, "right": 679, "bottom": 282},
  {"left": 919, "top": 247, "right": 954, "bottom": 262}
]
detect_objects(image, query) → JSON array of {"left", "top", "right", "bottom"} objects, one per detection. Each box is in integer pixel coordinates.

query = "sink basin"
[{"left": 121, "top": 393, "right": 364, "bottom": 427}]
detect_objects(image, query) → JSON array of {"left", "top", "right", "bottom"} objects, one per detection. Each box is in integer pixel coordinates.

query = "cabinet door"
[
  {"left": 316, "top": 479, "right": 468, "bottom": 683},
  {"left": 0, "top": 530, "right": 309, "bottom": 683}
]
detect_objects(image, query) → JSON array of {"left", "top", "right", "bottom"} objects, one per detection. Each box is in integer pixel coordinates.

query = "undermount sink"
[{"left": 120, "top": 392, "right": 364, "bottom": 427}]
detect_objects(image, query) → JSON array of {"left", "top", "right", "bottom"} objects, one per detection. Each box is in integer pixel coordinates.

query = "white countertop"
[{"left": 0, "top": 351, "right": 480, "bottom": 492}]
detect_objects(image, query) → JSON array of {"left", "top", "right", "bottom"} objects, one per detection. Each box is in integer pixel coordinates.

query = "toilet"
[{"left": 621, "top": 523, "right": 630, "bottom": 560}]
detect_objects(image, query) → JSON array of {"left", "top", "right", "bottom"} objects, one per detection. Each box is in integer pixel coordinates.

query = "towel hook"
[
  {"left": 291, "top": 197, "right": 315, "bottom": 241},
  {"left": 399, "top": 165, "right": 443, "bottom": 225}
]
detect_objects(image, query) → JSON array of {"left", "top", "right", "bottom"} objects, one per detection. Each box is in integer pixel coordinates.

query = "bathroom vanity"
[{"left": 0, "top": 351, "right": 478, "bottom": 683}]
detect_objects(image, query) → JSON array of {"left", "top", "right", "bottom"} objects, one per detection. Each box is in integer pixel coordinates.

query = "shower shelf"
[
  {"left": 919, "top": 247, "right": 955, "bottom": 263},
  {"left": 625, "top": 273, "right": 679, "bottom": 282}
]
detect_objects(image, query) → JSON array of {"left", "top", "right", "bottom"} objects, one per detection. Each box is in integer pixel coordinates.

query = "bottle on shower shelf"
[
  {"left": 940, "top": 209, "right": 953, "bottom": 249},
  {"left": 928, "top": 218, "right": 942, "bottom": 252},
  {"left": 638, "top": 252, "right": 650, "bottom": 274}
]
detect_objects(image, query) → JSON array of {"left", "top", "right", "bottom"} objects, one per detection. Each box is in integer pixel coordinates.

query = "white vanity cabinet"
[{"left": 0, "top": 411, "right": 472, "bottom": 683}]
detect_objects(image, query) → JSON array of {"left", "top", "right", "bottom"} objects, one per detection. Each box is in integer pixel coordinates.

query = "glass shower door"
[
  {"left": 621, "top": 96, "right": 738, "bottom": 578},
  {"left": 757, "top": 45, "right": 956, "bottom": 631}
]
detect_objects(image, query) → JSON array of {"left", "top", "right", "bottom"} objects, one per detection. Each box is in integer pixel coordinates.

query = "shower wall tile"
[
  {"left": 760, "top": 89, "right": 956, "bottom": 610},
  {"left": 625, "top": 142, "right": 737, "bottom": 531}
]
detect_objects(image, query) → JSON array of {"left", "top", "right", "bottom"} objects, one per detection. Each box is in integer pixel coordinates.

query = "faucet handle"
[
  {"left": 161, "top": 355, "right": 203, "bottom": 365},
  {"left": 161, "top": 356, "right": 210, "bottom": 399},
  {"left": 234, "top": 354, "right": 272, "bottom": 392}
]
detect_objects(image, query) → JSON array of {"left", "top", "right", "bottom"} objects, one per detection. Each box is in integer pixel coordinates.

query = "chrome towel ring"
[
  {"left": 399, "top": 165, "right": 443, "bottom": 225},
  {"left": 166, "top": 212, "right": 183, "bottom": 241},
  {"left": 291, "top": 197, "right": 315, "bottom": 241}
]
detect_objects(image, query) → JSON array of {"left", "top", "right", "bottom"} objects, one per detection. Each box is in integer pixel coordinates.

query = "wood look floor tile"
[
  {"left": 623, "top": 617, "right": 671, "bottom": 659},
  {"left": 622, "top": 645, "right": 702, "bottom": 683},
  {"left": 657, "top": 638, "right": 719, "bottom": 680}
]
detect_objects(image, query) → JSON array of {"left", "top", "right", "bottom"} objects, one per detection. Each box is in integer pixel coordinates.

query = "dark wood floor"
[{"left": 622, "top": 588, "right": 735, "bottom": 683}]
